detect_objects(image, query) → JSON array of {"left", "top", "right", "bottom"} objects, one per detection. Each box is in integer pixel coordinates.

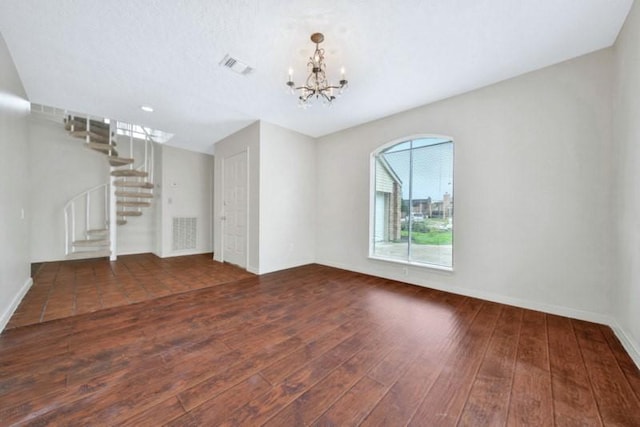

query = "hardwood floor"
[{"left": 1, "top": 257, "right": 639, "bottom": 426}]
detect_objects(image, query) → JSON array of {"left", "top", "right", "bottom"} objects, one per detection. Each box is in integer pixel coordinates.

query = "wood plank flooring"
[{"left": 1, "top": 256, "right": 639, "bottom": 426}]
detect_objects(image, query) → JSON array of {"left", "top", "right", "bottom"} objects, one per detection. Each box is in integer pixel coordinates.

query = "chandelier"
[{"left": 286, "top": 33, "right": 348, "bottom": 107}]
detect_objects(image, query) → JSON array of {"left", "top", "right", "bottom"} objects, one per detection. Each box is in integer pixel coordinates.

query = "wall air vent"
[
  {"left": 220, "top": 54, "right": 254, "bottom": 75},
  {"left": 172, "top": 217, "right": 197, "bottom": 251}
]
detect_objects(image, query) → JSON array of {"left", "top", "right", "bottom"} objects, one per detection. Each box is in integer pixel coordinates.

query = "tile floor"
[{"left": 6, "top": 253, "right": 253, "bottom": 329}]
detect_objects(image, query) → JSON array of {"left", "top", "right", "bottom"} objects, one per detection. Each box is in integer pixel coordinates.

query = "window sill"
[{"left": 368, "top": 255, "right": 454, "bottom": 273}]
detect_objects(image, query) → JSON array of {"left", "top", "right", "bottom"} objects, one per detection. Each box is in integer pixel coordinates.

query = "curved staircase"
[{"left": 63, "top": 115, "right": 155, "bottom": 259}]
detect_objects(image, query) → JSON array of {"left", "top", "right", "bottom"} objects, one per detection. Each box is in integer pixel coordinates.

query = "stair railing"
[
  {"left": 138, "top": 126, "right": 155, "bottom": 183},
  {"left": 63, "top": 183, "right": 109, "bottom": 255},
  {"left": 117, "top": 122, "right": 154, "bottom": 180},
  {"left": 115, "top": 123, "right": 155, "bottom": 216},
  {"left": 109, "top": 121, "right": 117, "bottom": 261}
]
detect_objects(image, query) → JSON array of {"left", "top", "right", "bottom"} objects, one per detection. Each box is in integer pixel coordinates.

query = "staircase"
[{"left": 63, "top": 115, "right": 155, "bottom": 259}]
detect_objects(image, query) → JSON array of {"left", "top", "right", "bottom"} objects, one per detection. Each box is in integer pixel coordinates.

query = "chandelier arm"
[{"left": 321, "top": 91, "right": 334, "bottom": 102}]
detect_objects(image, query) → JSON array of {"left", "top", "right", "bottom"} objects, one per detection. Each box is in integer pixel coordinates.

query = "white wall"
[
  {"left": 28, "top": 117, "right": 109, "bottom": 261},
  {"left": 259, "top": 122, "right": 316, "bottom": 274},
  {"left": 213, "top": 122, "right": 260, "bottom": 272},
  {"left": 612, "top": 0, "right": 640, "bottom": 365},
  {"left": 157, "top": 144, "right": 213, "bottom": 257},
  {"left": 316, "top": 49, "right": 614, "bottom": 322},
  {"left": 0, "top": 32, "right": 32, "bottom": 330}
]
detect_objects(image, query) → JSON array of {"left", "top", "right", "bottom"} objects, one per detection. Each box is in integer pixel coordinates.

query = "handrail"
[
  {"left": 138, "top": 126, "right": 155, "bottom": 183},
  {"left": 64, "top": 184, "right": 108, "bottom": 255},
  {"left": 63, "top": 183, "right": 108, "bottom": 208}
]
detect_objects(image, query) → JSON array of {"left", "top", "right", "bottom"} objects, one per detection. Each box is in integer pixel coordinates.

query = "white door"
[{"left": 222, "top": 151, "right": 248, "bottom": 268}]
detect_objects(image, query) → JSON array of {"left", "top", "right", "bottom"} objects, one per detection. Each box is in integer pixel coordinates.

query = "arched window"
[{"left": 371, "top": 136, "right": 454, "bottom": 269}]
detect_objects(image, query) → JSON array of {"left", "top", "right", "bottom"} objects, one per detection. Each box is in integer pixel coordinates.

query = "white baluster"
[
  {"left": 104, "top": 184, "right": 108, "bottom": 226},
  {"left": 86, "top": 115, "right": 90, "bottom": 144},
  {"left": 144, "top": 136, "right": 148, "bottom": 175},
  {"left": 64, "top": 208, "right": 69, "bottom": 255},
  {"left": 71, "top": 204, "right": 76, "bottom": 253}
]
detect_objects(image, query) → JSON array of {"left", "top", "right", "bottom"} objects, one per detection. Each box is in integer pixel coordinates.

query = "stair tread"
[
  {"left": 86, "top": 228, "right": 109, "bottom": 234},
  {"left": 111, "top": 169, "right": 148, "bottom": 177},
  {"left": 87, "top": 143, "right": 118, "bottom": 157},
  {"left": 113, "top": 180, "right": 154, "bottom": 189},
  {"left": 117, "top": 201, "right": 151, "bottom": 207},
  {"left": 66, "top": 249, "right": 111, "bottom": 260},
  {"left": 109, "top": 156, "right": 135, "bottom": 166},
  {"left": 65, "top": 116, "right": 110, "bottom": 131},
  {"left": 115, "top": 191, "right": 153, "bottom": 198},
  {"left": 65, "top": 123, "right": 110, "bottom": 136},
  {"left": 65, "top": 125, "right": 110, "bottom": 138},
  {"left": 73, "top": 239, "right": 110, "bottom": 246},
  {"left": 71, "top": 130, "right": 111, "bottom": 144},
  {"left": 117, "top": 210, "right": 143, "bottom": 216},
  {"left": 86, "top": 140, "right": 116, "bottom": 148}
]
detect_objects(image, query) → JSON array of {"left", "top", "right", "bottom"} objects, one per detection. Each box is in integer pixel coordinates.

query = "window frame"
[{"left": 368, "top": 134, "right": 455, "bottom": 272}]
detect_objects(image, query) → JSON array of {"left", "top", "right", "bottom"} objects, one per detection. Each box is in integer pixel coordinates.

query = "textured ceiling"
[{"left": 0, "top": 0, "right": 633, "bottom": 153}]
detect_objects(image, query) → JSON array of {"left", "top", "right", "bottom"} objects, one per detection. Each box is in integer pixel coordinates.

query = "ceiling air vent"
[{"left": 220, "top": 54, "right": 254, "bottom": 75}]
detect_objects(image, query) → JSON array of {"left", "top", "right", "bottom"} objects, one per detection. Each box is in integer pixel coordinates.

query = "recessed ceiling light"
[{"left": 140, "top": 105, "right": 154, "bottom": 112}]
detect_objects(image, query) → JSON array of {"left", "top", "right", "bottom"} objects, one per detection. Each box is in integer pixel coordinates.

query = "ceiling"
[{"left": 0, "top": 0, "right": 633, "bottom": 154}]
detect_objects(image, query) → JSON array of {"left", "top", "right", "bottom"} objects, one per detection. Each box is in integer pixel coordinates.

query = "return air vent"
[
  {"left": 172, "top": 217, "right": 197, "bottom": 251},
  {"left": 220, "top": 54, "right": 254, "bottom": 75}
]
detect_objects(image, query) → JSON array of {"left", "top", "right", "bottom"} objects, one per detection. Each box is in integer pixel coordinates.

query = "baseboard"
[
  {"left": 0, "top": 277, "right": 33, "bottom": 333},
  {"left": 438, "top": 285, "right": 613, "bottom": 326},
  {"left": 316, "top": 259, "right": 613, "bottom": 325},
  {"left": 609, "top": 321, "right": 640, "bottom": 370},
  {"left": 143, "top": 249, "right": 212, "bottom": 259}
]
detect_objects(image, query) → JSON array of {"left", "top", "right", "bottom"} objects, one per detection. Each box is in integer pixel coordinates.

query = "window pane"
[
  {"left": 373, "top": 152, "right": 408, "bottom": 260},
  {"left": 383, "top": 140, "right": 411, "bottom": 154},
  {"left": 409, "top": 142, "right": 453, "bottom": 267},
  {"left": 412, "top": 137, "right": 451, "bottom": 149}
]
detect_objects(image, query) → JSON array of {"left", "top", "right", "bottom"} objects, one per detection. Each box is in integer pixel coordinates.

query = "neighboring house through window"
[{"left": 371, "top": 136, "right": 454, "bottom": 269}]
